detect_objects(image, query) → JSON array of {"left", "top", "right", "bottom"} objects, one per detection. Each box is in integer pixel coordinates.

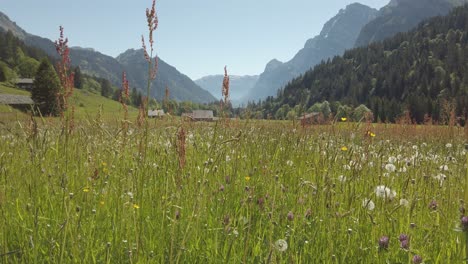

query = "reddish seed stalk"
[{"left": 54, "top": 26, "right": 74, "bottom": 118}]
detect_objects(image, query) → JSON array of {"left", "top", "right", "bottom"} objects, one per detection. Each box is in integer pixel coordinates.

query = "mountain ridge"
[
  {"left": 243, "top": 3, "right": 378, "bottom": 102},
  {"left": 0, "top": 11, "right": 216, "bottom": 103}
]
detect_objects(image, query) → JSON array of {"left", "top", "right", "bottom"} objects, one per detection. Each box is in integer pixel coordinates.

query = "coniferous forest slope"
[{"left": 259, "top": 5, "right": 468, "bottom": 123}]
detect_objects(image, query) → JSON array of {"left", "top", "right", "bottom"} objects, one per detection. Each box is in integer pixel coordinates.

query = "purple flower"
[
  {"left": 461, "top": 216, "right": 468, "bottom": 230},
  {"left": 175, "top": 210, "right": 181, "bottom": 220},
  {"left": 399, "top": 234, "right": 409, "bottom": 242},
  {"left": 379, "top": 236, "right": 389, "bottom": 250},
  {"left": 287, "top": 211, "right": 294, "bottom": 221},
  {"left": 429, "top": 200, "right": 437, "bottom": 210},
  {"left": 219, "top": 185, "right": 225, "bottom": 192},
  {"left": 412, "top": 255, "right": 423, "bottom": 264},
  {"left": 400, "top": 239, "right": 409, "bottom": 249}
]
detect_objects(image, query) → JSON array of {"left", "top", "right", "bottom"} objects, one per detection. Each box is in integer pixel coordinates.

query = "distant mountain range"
[
  {"left": 266, "top": 4, "right": 468, "bottom": 122},
  {"left": 242, "top": 3, "right": 378, "bottom": 102},
  {"left": 195, "top": 75, "right": 259, "bottom": 105},
  {"left": 0, "top": 11, "right": 216, "bottom": 103},
  {"left": 354, "top": 0, "right": 468, "bottom": 47}
]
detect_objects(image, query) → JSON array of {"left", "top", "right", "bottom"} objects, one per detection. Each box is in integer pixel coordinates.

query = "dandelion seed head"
[{"left": 274, "top": 239, "right": 288, "bottom": 252}]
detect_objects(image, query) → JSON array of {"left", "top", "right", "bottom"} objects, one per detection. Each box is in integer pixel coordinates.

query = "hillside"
[
  {"left": 354, "top": 0, "right": 468, "bottom": 47},
  {"left": 243, "top": 3, "right": 378, "bottom": 102},
  {"left": 0, "top": 11, "right": 215, "bottom": 103},
  {"left": 260, "top": 5, "right": 468, "bottom": 123},
  {"left": 116, "top": 49, "right": 216, "bottom": 103},
  {"left": 0, "top": 82, "right": 138, "bottom": 119}
]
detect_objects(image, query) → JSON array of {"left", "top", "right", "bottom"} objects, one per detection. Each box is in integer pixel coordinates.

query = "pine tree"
[
  {"left": 100, "top": 79, "right": 112, "bottom": 98},
  {"left": 74, "top": 67, "right": 83, "bottom": 89},
  {"left": 32, "top": 59, "right": 61, "bottom": 116}
]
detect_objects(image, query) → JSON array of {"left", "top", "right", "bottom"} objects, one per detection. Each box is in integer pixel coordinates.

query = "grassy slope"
[{"left": 0, "top": 82, "right": 138, "bottom": 120}]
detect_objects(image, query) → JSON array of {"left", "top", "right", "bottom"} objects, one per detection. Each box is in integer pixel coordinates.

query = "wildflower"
[
  {"left": 378, "top": 236, "right": 389, "bottom": 250},
  {"left": 385, "top": 163, "right": 396, "bottom": 172},
  {"left": 175, "top": 210, "right": 181, "bottom": 220},
  {"left": 83, "top": 187, "right": 90, "bottom": 193},
  {"left": 287, "top": 211, "right": 294, "bottom": 221},
  {"left": 274, "top": 239, "right": 288, "bottom": 252},
  {"left": 461, "top": 216, "right": 468, "bottom": 230},
  {"left": 219, "top": 185, "right": 225, "bottom": 192},
  {"left": 429, "top": 200, "right": 438, "bottom": 210},
  {"left": 439, "top": 165, "right": 449, "bottom": 171},
  {"left": 400, "top": 239, "right": 409, "bottom": 249},
  {"left": 388, "top": 156, "right": 397, "bottom": 164},
  {"left": 375, "top": 185, "right": 397, "bottom": 200},
  {"left": 257, "top": 197, "right": 265, "bottom": 208},
  {"left": 341, "top": 146, "right": 348, "bottom": 151},
  {"left": 338, "top": 175, "right": 347, "bottom": 183},
  {"left": 445, "top": 143, "right": 452, "bottom": 148},
  {"left": 133, "top": 204, "right": 140, "bottom": 209},
  {"left": 286, "top": 160, "right": 294, "bottom": 166},
  {"left": 245, "top": 176, "right": 251, "bottom": 182},
  {"left": 305, "top": 208, "right": 312, "bottom": 219},
  {"left": 399, "top": 199, "right": 409, "bottom": 207},
  {"left": 362, "top": 199, "right": 375, "bottom": 211},
  {"left": 412, "top": 255, "right": 423, "bottom": 264},
  {"left": 341, "top": 117, "right": 347, "bottom": 122},
  {"left": 399, "top": 234, "right": 409, "bottom": 249}
]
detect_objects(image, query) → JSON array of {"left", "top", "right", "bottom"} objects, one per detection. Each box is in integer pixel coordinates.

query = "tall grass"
[{"left": 0, "top": 119, "right": 467, "bottom": 263}]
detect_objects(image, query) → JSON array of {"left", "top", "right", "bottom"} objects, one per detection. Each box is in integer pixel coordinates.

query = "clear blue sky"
[{"left": 1, "top": 0, "right": 389, "bottom": 79}]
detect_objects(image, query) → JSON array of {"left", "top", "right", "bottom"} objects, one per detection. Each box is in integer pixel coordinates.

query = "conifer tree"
[{"left": 32, "top": 59, "right": 61, "bottom": 116}]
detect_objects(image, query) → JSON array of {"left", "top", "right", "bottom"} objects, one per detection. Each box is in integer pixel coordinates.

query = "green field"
[
  {"left": 0, "top": 83, "right": 138, "bottom": 120},
  {"left": 0, "top": 115, "right": 467, "bottom": 263}
]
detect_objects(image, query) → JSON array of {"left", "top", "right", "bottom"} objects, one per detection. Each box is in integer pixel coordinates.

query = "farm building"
[
  {"left": 182, "top": 110, "right": 215, "bottom": 121},
  {"left": 0, "top": 94, "right": 34, "bottom": 111},
  {"left": 299, "top": 112, "right": 323, "bottom": 126},
  {"left": 15, "top": 78, "right": 34, "bottom": 91},
  {"left": 148, "top": 109, "right": 165, "bottom": 118}
]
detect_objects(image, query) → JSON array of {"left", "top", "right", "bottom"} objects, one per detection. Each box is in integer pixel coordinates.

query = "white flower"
[
  {"left": 439, "top": 165, "right": 449, "bottom": 171},
  {"left": 274, "top": 239, "right": 288, "bottom": 252},
  {"left": 399, "top": 167, "right": 407, "bottom": 173},
  {"left": 434, "top": 173, "right": 447, "bottom": 184},
  {"left": 338, "top": 175, "right": 347, "bottom": 183},
  {"left": 385, "top": 163, "right": 396, "bottom": 172},
  {"left": 225, "top": 155, "right": 231, "bottom": 162},
  {"left": 388, "top": 156, "right": 397, "bottom": 164},
  {"left": 375, "top": 185, "right": 396, "bottom": 200},
  {"left": 362, "top": 199, "right": 375, "bottom": 211},
  {"left": 399, "top": 199, "right": 409, "bottom": 207},
  {"left": 446, "top": 143, "right": 453, "bottom": 148},
  {"left": 286, "top": 160, "right": 294, "bottom": 167}
]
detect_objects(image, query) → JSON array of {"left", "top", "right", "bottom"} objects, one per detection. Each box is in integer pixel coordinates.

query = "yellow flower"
[
  {"left": 245, "top": 176, "right": 251, "bottom": 181},
  {"left": 370, "top": 132, "right": 376, "bottom": 137},
  {"left": 341, "top": 117, "right": 347, "bottom": 122},
  {"left": 101, "top": 162, "right": 107, "bottom": 167},
  {"left": 83, "top": 187, "right": 90, "bottom": 193},
  {"left": 100, "top": 201, "right": 105, "bottom": 206},
  {"left": 133, "top": 204, "right": 140, "bottom": 209},
  {"left": 341, "top": 146, "right": 348, "bottom": 151}
]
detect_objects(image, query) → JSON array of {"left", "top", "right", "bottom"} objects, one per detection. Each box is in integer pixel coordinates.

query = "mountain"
[
  {"left": 354, "top": 0, "right": 468, "bottom": 47},
  {"left": 116, "top": 49, "right": 216, "bottom": 103},
  {"left": 243, "top": 3, "right": 378, "bottom": 102},
  {"left": 195, "top": 75, "right": 259, "bottom": 105},
  {"left": 264, "top": 5, "right": 468, "bottom": 123},
  {"left": 0, "top": 11, "right": 215, "bottom": 103}
]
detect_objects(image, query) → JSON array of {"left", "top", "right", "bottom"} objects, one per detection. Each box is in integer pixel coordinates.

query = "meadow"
[{"left": 0, "top": 116, "right": 467, "bottom": 263}]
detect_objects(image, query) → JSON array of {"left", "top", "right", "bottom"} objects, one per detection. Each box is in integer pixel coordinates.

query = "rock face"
[
  {"left": 354, "top": 0, "right": 468, "bottom": 47},
  {"left": 0, "top": 11, "right": 216, "bottom": 103},
  {"left": 244, "top": 3, "right": 378, "bottom": 101},
  {"left": 195, "top": 74, "right": 259, "bottom": 105}
]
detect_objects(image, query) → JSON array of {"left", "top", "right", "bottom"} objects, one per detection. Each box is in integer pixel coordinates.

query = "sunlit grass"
[{"left": 0, "top": 118, "right": 466, "bottom": 263}]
